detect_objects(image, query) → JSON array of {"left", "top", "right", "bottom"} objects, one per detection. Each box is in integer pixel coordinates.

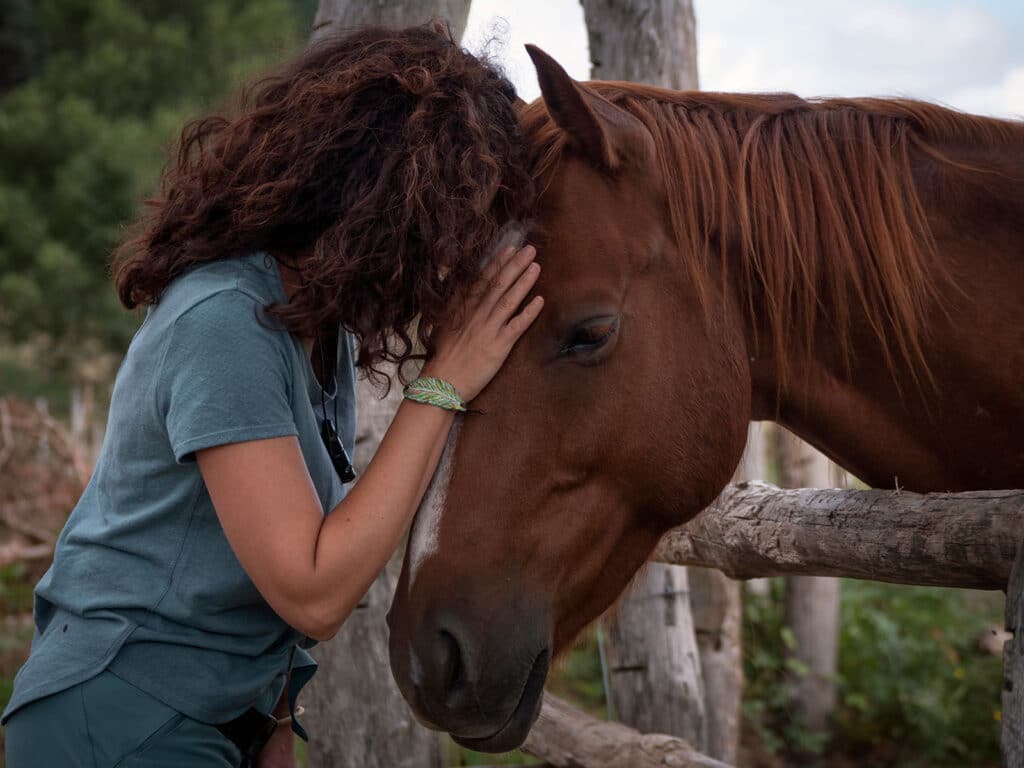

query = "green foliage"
[
  {"left": 0, "top": 563, "right": 33, "bottom": 616},
  {"left": 742, "top": 578, "right": 830, "bottom": 757},
  {"left": 546, "top": 627, "right": 608, "bottom": 716},
  {"left": 834, "top": 582, "right": 1002, "bottom": 767},
  {"left": 742, "top": 578, "right": 1003, "bottom": 767},
  {"left": 0, "top": 0, "right": 305, "bottom": 371}
]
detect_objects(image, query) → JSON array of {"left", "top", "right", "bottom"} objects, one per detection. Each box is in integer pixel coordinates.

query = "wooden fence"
[{"left": 522, "top": 482, "right": 1024, "bottom": 768}]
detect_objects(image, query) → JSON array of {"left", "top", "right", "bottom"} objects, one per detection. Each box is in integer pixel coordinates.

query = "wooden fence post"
[{"left": 605, "top": 564, "right": 708, "bottom": 747}]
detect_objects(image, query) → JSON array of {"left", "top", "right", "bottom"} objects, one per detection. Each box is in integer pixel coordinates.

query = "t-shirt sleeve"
[{"left": 158, "top": 290, "right": 299, "bottom": 463}]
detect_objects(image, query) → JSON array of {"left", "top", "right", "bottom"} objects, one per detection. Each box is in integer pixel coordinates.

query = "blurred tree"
[
  {"left": 311, "top": 0, "right": 469, "bottom": 42},
  {"left": 0, "top": 0, "right": 305, "bottom": 372},
  {"left": 0, "top": 0, "right": 39, "bottom": 93}
]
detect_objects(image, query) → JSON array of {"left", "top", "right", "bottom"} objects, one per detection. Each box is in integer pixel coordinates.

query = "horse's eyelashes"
[{"left": 560, "top": 318, "right": 619, "bottom": 356}]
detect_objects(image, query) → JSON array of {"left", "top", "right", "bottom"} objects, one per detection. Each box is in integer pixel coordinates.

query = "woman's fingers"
[
  {"left": 481, "top": 243, "right": 519, "bottom": 281},
  {"left": 490, "top": 260, "right": 540, "bottom": 324},
  {"left": 466, "top": 244, "right": 519, "bottom": 308},
  {"left": 500, "top": 296, "right": 545, "bottom": 345},
  {"left": 482, "top": 245, "right": 537, "bottom": 314}
]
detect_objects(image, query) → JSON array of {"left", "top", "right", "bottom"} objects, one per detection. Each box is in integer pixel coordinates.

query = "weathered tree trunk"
[
  {"left": 581, "top": 0, "right": 728, "bottom": 757},
  {"left": 580, "top": 0, "right": 698, "bottom": 90},
  {"left": 687, "top": 566, "right": 742, "bottom": 763},
  {"left": 655, "top": 483, "right": 1024, "bottom": 589},
  {"left": 774, "top": 427, "right": 841, "bottom": 734},
  {"left": 303, "top": 372, "right": 442, "bottom": 768},
  {"left": 605, "top": 565, "right": 707, "bottom": 747},
  {"left": 312, "top": 0, "right": 471, "bottom": 42},
  {"left": 524, "top": 692, "right": 732, "bottom": 768}
]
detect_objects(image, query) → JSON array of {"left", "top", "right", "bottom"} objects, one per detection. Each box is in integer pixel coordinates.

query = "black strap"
[
  {"left": 313, "top": 334, "right": 337, "bottom": 394},
  {"left": 316, "top": 333, "right": 356, "bottom": 484},
  {"left": 215, "top": 707, "right": 279, "bottom": 766}
]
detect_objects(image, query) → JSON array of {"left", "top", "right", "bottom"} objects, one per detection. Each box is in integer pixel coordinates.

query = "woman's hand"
[{"left": 425, "top": 244, "right": 544, "bottom": 402}]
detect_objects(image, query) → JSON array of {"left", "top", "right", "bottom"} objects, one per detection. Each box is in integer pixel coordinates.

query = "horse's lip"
[{"left": 451, "top": 648, "right": 550, "bottom": 753}]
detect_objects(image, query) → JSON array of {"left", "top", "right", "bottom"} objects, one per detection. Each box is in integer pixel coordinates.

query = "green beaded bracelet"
[{"left": 403, "top": 377, "right": 467, "bottom": 412}]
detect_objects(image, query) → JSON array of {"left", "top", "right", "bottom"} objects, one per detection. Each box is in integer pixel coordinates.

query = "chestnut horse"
[{"left": 388, "top": 46, "right": 1024, "bottom": 752}]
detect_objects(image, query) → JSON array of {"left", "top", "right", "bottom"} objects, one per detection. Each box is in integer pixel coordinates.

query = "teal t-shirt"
[{"left": 2, "top": 252, "right": 356, "bottom": 736}]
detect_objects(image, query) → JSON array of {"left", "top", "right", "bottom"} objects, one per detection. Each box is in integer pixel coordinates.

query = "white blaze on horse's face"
[
  {"left": 407, "top": 418, "right": 461, "bottom": 591},
  {"left": 406, "top": 224, "right": 523, "bottom": 592}
]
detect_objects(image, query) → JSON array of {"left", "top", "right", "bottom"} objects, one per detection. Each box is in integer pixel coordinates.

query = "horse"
[{"left": 386, "top": 45, "right": 1024, "bottom": 752}]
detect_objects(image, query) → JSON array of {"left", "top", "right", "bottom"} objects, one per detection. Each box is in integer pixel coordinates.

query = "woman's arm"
[{"left": 197, "top": 245, "right": 542, "bottom": 640}]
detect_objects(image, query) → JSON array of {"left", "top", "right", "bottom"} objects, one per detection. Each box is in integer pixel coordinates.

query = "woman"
[{"left": 3, "top": 23, "right": 542, "bottom": 768}]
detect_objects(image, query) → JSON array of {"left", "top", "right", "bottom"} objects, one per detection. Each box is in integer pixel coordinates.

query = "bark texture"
[
  {"left": 687, "top": 567, "right": 742, "bottom": 763},
  {"left": 580, "top": 0, "right": 699, "bottom": 89},
  {"left": 655, "top": 482, "right": 1024, "bottom": 590},
  {"left": 524, "top": 692, "right": 732, "bottom": 768},
  {"left": 312, "top": 0, "right": 471, "bottom": 42},
  {"left": 774, "top": 427, "right": 840, "bottom": 733},
  {"left": 605, "top": 564, "right": 707, "bottom": 747}
]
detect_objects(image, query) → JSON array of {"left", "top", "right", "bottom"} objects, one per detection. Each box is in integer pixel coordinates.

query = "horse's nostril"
[
  {"left": 438, "top": 629, "right": 465, "bottom": 698},
  {"left": 411, "top": 622, "right": 477, "bottom": 717}
]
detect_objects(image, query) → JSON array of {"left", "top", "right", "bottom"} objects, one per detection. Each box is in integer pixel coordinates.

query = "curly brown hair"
[{"left": 114, "top": 22, "right": 532, "bottom": 375}]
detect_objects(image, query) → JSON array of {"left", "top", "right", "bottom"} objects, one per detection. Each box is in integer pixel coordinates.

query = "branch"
[
  {"left": 524, "top": 692, "right": 732, "bottom": 768},
  {"left": 0, "top": 541, "right": 53, "bottom": 568},
  {"left": 656, "top": 482, "right": 1024, "bottom": 590}
]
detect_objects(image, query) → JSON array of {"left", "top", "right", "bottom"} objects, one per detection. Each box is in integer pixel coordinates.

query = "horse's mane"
[{"left": 521, "top": 84, "right": 1023, "bottom": 385}]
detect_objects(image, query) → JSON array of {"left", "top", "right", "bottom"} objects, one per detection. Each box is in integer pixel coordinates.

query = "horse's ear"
[{"left": 525, "top": 44, "right": 646, "bottom": 171}]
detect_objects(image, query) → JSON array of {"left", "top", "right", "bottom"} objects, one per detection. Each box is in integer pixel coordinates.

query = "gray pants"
[{"left": 4, "top": 670, "right": 242, "bottom": 767}]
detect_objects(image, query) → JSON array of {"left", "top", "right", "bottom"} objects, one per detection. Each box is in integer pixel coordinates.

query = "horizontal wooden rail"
[
  {"left": 655, "top": 482, "right": 1024, "bottom": 590},
  {"left": 525, "top": 692, "right": 731, "bottom": 768}
]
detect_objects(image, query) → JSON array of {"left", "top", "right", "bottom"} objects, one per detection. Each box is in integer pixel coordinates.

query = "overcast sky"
[{"left": 462, "top": 0, "right": 1024, "bottom": 118}]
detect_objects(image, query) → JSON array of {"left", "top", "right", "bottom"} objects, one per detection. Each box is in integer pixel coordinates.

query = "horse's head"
[{"left": 387, "top": 47, "right": 751, "bottom": 751}]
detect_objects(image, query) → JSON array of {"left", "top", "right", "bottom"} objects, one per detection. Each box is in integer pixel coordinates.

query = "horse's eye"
[{"left": 560, "top": 318, "right": 619, "bottom": 356}]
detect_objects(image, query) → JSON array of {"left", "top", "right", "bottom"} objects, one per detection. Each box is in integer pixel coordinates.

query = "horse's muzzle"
[{"left": 387, "top": 591, "right": 550, "bottom": 752}]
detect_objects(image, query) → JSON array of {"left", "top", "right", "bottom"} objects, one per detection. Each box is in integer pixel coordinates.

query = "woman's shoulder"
[
  {"left": 156, "top": 252, "right": 284, "bottom": 321},
  {"left": 135, "top": 252, "right": 296, "bottom": 377}
]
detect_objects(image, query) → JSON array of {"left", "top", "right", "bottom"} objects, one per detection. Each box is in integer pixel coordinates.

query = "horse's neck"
[{"left": 747, "top": 137, "right": 1024, "bottom": 493}]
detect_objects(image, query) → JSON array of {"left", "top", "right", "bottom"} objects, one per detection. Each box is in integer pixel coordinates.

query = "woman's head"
[{"left": 115, "top": 22, "right": 532, "bottom": 374}]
